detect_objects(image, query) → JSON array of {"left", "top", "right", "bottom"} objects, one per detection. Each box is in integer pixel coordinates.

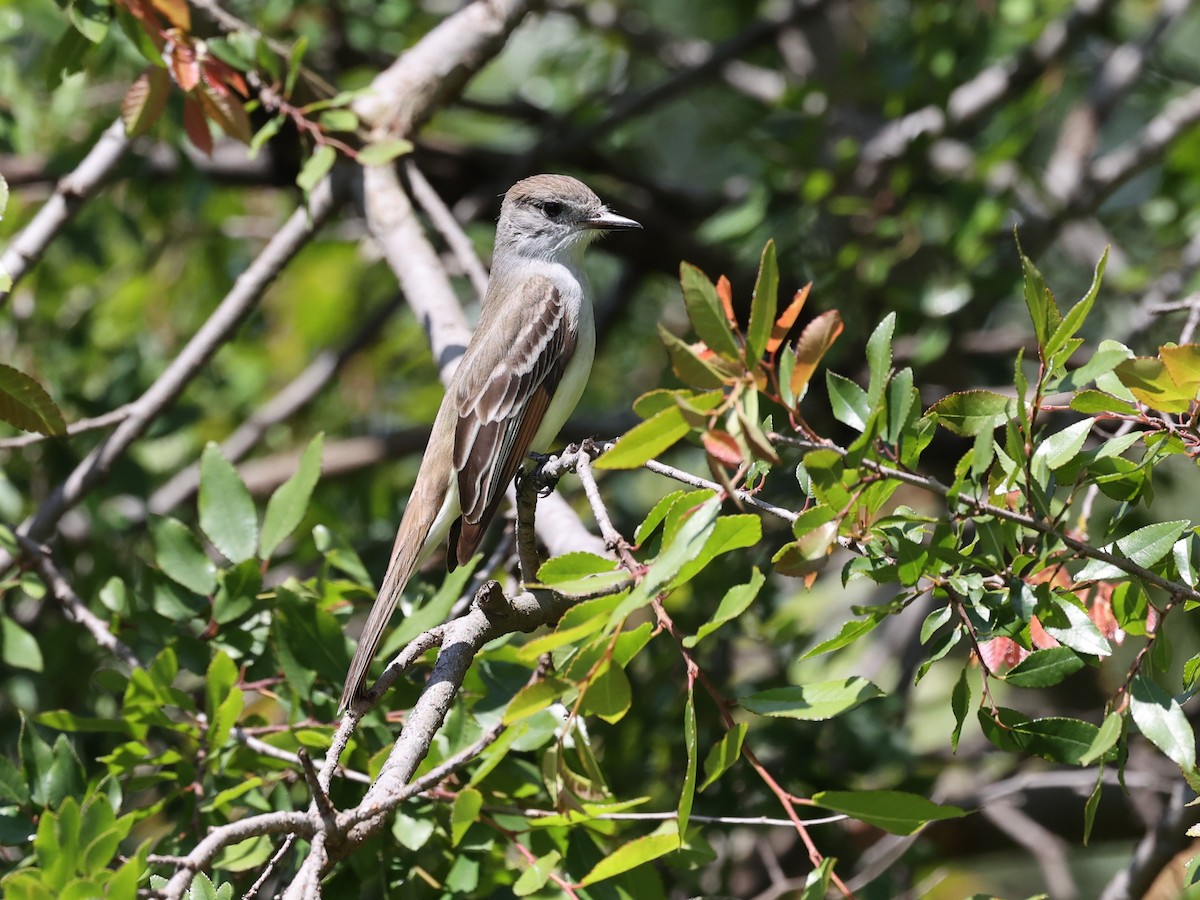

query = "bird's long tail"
[{"left": 339, "top": 469, "right": 452, "bottom": 712}]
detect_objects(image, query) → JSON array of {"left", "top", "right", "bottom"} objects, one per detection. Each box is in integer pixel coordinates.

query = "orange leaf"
[
  {"left": 182, "top": 96, "right": 213, "bottom": 156},
  {"left": 790, "top": 310, "right": 843, "bottom": 400},
  {"left": 767, "top": 283, "right": 811, "bottom": 354},
  {"left": 716, "top": 275, "right": 737, "bottom": 328},
  {"left": 167, "top": 37, "right": 200, "bottom": 92},
  {"left": 203, "top": 58, "right": 249, "bottom": 98},
  {"left": 150, "top": 0, "right": 191, "bottom": 30},
  {"left": 702, "top": 429, "right": 744, "bottom": 468}
]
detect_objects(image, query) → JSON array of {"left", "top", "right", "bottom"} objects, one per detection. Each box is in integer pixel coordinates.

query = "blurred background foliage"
[{"left": 4, "top": 0, "right": 1200, "bottom": 897}]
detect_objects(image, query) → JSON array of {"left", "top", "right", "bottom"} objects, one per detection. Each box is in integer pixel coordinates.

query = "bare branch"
[
  {"left": 0, "top": 404, "right": 132, "bottom": 451},
  {"left": 0, "top": 118, "right": 131, "bottom": 306},
  {"left": 0, "top": 179, "right": 338, "bottom": 576},
  {"left": 406, "top": 162, "right": 490, "bottom": 298}
]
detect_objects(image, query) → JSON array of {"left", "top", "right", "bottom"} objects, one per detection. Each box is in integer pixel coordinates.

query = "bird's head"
[{"left": 496, "top": 174, "right": 641, "bottom": 264}]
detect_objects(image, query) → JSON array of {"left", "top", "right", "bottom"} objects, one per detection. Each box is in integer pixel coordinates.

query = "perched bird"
[{"left": 340, "top": 174, "right": 640, "bottom": 710}]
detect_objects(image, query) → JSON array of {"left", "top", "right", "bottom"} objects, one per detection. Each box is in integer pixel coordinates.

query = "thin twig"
[{"left": 0, "top": 404, "right": 132, "bottom": 451}]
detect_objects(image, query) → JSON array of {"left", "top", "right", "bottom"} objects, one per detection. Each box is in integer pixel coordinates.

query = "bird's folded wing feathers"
[{"left": 451, "top": 275, "right": 575, "bottom": 565}]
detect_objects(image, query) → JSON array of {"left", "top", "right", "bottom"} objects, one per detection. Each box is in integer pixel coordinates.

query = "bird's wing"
[{"left": 450, "top": 275, "right": 575, "bottom": 565}]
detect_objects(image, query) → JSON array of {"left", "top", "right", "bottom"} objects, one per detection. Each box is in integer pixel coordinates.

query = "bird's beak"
[{"left": 585, "top": 208, "right": 642, "bottom": 231}]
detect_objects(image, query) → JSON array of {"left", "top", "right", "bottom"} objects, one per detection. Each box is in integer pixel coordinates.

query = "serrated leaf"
[
  {"left": 741, "top": 678, "right": 883, "bottom": 720},
  {"left": 1020, "top": 247, "right": 1061, "bottom": 354},
  {"left": 1046, "top": 248, "right": 1107, "bottom": 362},
  {"left": 680, "top": 262, "right": 741, "bottom": 361},
  {"left": 1115, "top": 357, "right": 1193, "bottom": 413},
  {"left": 746, "top": 240, "right": 778, "bottom": 361},
  {"left": 1130, "top": 675, "right": 1196, "bottom": 771},
  {"left": 826, "top": 371, "right": 870, "bottom": 431},
  {"left": 259, "top": 434, "right": 323, "bottom": 559},
  {"left": 182, "top": 97, "right": 212, "bottom": 156},
  {"left": 1069, "top": 389, "right": 1137, "bottom": 416},
  {"left": 811, "top": 789, "right": 965, "bottom": 835},
  {"left": 929, "top": 390, "right": 1013, "bottom": 437},
  {"left": 866, "top": 313, "right": 895, "bottom": 407},
  {"left": 121, "top": 67, "right": 170, "bottom": 137},
  {"left": 702, "top": 429, "right": 743, "bottom": 467},
  {"left": 978, "top": 708, "right": 1112, "bottom": 765},
  {"left": 1040, "top": 595, "right": 1111, "bottom": 657},
  {"left": 196, "top": 82, "right": 251, "bottom": 143},
  {"left": 1117, "top": 520, "right": 1191, "bottom": 568},
  {"left": 1004, "top": 647, "right": 1084, "bottom": 687},
  {"left": 1032, "top": 418, "right": 1094, "bottom": 470},
  {"left": 0, "top": 364, "right": 66, "bottom": 436},
  {"left": 198, "top": 443, "right": 258, "bottom": 564}
]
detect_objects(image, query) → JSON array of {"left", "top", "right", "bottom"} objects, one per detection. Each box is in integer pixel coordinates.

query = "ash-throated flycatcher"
[{"left": 340, "top": 174, "right": 640, "bottom": 710}]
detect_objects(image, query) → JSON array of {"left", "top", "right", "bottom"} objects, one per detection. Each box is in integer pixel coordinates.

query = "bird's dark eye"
[{"left": 541, "top": 201, "right": 564, "bottom": 219}]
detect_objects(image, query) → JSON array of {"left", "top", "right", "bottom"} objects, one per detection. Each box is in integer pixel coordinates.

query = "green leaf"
[
  {"left": 678, "top": 690, "right": 697, "bottom": 835},
  {"left": 1020, "top": 246, "right": 1061, "bottom": 355},
  {"left": 866, "top": 313, "right": 896, "bottom": 408},
  {"left": 296, "top": 145, "right": 336, "bottom": 194},
  {"left": 950, "top": 665, "right": 970, "bottom": 752},
  {"left": 800, "top": 608, "right": 893, "bottom": 660},
  {"left": 1031, "top": 418, "right": 1094, "bottom": 470},
  {"left": 259, "top": 434, "right": 323, "bottom": 559},
  {"left": 811, "top": 789, "right": 965, "bottom": 835},
  {"left": 658, "top": 324, "right": 727, "bottom": 389},
  {"left": 152, "top": 517, "right": 217, "bottom": 595},
  {"left": 595, "top": 391, "right": 722, "bottom": 470},
  {"left": 1079, "top": 712, "right": 1123, "bottom": 766},
  {"left": 198, "top": 443, "right": 258, "bottom": 563},
  {"left": 0, "top": 754, "right": 29, "bottom": 805},
  {"left": 746, "top": 240, "right": 778, "bottom": 362},
  {"left": 1039, "top": 595, "right": 1111, "bottom": 658},
  {"left": 684, "top": 568, "right": 765, "bottom": 647},
  {"left": 1161, "top": 344, "right": 1200, "bottom": 394},
  {"left": 680, "top": 262, "right": 741, "bottom": 360},
  {"left": 1046, "top": 248, "right": 1107, "bottom": 362},
  {"left": 0, "top": 364, "right": 66, "bottom": 436},
  {"left": 1130, "top": 675, "right": 1196, "bottom": 771},
  {"left": 978, "top": 708, "right": 1112, "bottom": 765},
  {"left": 606, "top": 497, "right": 720, "bottom": 627},
  {"left": 1069, "top": 389, "right": 1136, "bottom": 416},
  {"left": 1, "top": 617, "right": 43, "bottom": 672},
  {"left": 699, "top": 722, "right": 746, "bottom": 792},
  {"left": 513, "top": 850, "right": 562, "bottom": 896},
  {"left": 826, "top": 372, "right": 870, "bottom": 431},
  {"left": 536, "top": 552, "right": 628, "bottom": 597},
  {"left": 929, "top": 390, "right": 1014, "bottom": 437},
  {"left": 450, "top": 787, "right": 482, "bottom": 846},
  {"left": 581, "top": 663, "right": 631, "bottom": 724},
  {"left": 1004, "top": 647, "right": 1084, "bottom": 687},
  {"left": 577, "top": 824, "right": 679, "bottom": 886},
  {"left": 741, "top": 678, "right": 883, "bottom": 721},
  {"left": 1118, "top": 520, "right": 1191, "bottom": 568},
  {"left": 357, "top": 139, "right": 414, "bottom": 166},
  {"left": 503, "top": 677, "right": 571, "bottom": 725}
]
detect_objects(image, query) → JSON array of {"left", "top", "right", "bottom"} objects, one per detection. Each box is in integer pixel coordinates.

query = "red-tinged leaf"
[
  {"left": 121, "top": 67, "right": 170, "bottom": 137},
  {"left": 203, "top": 58, "right": 249, "bottom": 97},
  {"left": 182, "top": 96, "right": 213, "bottom": 155},
  {"left": 790, "top": 310, "right": 844, "bottom": 400},
  {"left": 680, "top": 262, "right": 741, "bottom": 361},
  {"left": 768, "top": 283, "right": 811, "bottom": 354},
  {"left": 702, "top": 429, "right": 743, "bottom": 468},
  {"left": 716, "top": 275, "right": 737, "bottom": 328},
  {"left": 167, "top": 37, "right": 200, "bottom": 92},
  {"left": 198, "top": 82, "right": 252, "bottom": 143},
  {"left": 150, "top": 0, "right": 190, "bottom": 30}
]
